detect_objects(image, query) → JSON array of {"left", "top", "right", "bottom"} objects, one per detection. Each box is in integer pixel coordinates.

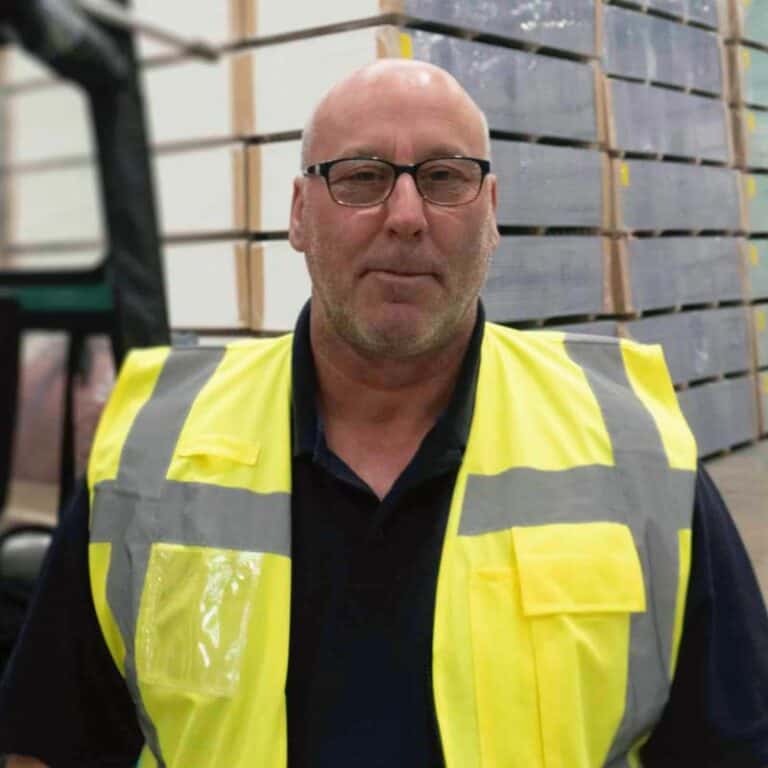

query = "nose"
[{"left": 384, "top": 171, "right": 428, "bottom": 239}]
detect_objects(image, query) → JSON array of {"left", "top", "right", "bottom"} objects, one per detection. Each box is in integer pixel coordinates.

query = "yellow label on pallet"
[
  {"left": 743, "top": 0, "right": 752, "bottom": 7},
  {"left": 620, "top": 162, "right": 631, "bottom": 188},
  {"left": 763, "top": 375, "right": 768, "bottom": 395},
  {"left": 399, "top": 33, "right": 413, "bottom": 59},
  {"left": 747, "top": 111, "right": 757, "bottom": 133},
  {"left": 757, "top": 309, "right": 767, "bottom": 333},
  {"left": 742, "top": 48, "right": 752, "bottom": 69},
  {"left": 750, "top": 244, "right": 760, "bottom": 266},
  {"left": 747, "top": 176, "right": 758, "bottom": 199}
]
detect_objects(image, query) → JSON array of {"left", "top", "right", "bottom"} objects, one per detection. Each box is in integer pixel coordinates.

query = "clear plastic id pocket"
[{"left": 137, "top": 543, "right": 263, "bottom": 698}]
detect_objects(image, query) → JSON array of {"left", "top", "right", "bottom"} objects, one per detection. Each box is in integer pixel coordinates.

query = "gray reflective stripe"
[
  {"left": 460, "top": 461, "right": 692, "bottom": 536},
  {"left": 92, "top": 346, "right": 292, "bottom": 767},
  {"left": 565, "top": 338, "right": 693, "bottom": 766},
  {"left": 564, "top": 338, "right": 666, "bottom": 458},
  {"left": 457, "top": 336, "right": 694, "bottom": 767},
  {"left": 92, "top": 480, "right": 291, "bottom": 556},
  {"left": 117, "top": 348, "right": 225, "bottom": 497}
]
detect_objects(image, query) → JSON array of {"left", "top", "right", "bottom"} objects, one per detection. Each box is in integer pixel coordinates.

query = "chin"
[{"left": 355, "top": 313, "right": 447, "bottom": 358}]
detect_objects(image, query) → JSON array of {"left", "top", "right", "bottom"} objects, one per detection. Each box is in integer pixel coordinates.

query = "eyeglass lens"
[{"left": 327, "top": 158, "right": 483, "bottom": 206}]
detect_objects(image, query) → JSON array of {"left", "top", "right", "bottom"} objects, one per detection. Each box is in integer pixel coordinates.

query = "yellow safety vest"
[{"left": 87, "top": 323, "right": 697, "bottom": 768}]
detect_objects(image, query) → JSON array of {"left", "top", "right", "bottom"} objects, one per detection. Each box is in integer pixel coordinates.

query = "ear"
[
  {"left": 487, "top": 173, "right": 498, "bottom": 213},
  {"left": 486, "top": 174, "right": 500, "bottom": 249},
  {"left": 289, "top": 176, "right": 307, "bottom": 251}
]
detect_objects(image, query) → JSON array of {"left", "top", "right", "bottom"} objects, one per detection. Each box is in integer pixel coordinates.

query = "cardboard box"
[
  {"left": 623, "top": 307, "right": 752, "bottom": 383},
  {"left": 482, "top": 237, "right": 615, "bottom": 323},
  {"left": 164, "top": 240, "right": 247, "bottom": 330},
  {"left": 240, "top": 0, "right": 599, "bottom": 56},
  {"left": 232, "top": 27, "right": 600, "bottom": 142},
  {"left": 745, "top": 240, "right": 768, "bottom": 298},
  {"left": 603, "top": 5, "right": 725, "bottom": 94},
  {"left": 605, "top": 77, "right": 731, "bottom": 161},
  {"left": 677, "top": 375, "right": 759, "bottom": 455},
  {"left": 240, "top": 241, "right": 311, "bottom": 332},
  {"left": 615, "top": 236, "right": 744, "bottom": 312},
  {"left": 612, "top": 158, "right": 742, "bottom": 232}
]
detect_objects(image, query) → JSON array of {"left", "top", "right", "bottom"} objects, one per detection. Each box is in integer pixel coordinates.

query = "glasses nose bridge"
[{"left": 390, "top": 163, "right": 422, "bottom": 200}]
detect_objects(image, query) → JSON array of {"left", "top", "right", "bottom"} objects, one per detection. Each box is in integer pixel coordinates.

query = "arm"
[
  {"left": 641, "top": 465, "right": 768, "bottom": 767},
  {"left": 6, "top": 757, "right": 49, "bottom": 767},
  {"left": 0, "top": 484, "right": 142, "bottom": 765}
]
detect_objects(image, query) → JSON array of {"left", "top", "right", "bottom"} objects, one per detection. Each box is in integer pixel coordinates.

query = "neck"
[{"left": 309, "top": 306, "right": 476, "bottom": 498}]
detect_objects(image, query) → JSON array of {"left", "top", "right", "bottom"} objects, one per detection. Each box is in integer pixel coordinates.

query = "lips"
[{"left": 361, "top": 259, "right": 440, "bottom": 279}]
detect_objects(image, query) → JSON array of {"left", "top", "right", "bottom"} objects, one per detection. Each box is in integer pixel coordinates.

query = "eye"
[
  {"left": 421, "top": 162, "right": 472, "bottom": 184},
  {"left": 331, "top": 162, "right": 391, "bottom": 185}
]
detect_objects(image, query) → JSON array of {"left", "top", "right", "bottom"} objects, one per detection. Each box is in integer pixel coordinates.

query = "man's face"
[{"left": 290, "top": 64, "right": 499, "bottom": 359}]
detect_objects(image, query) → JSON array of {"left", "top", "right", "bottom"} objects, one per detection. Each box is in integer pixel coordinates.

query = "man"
[{"left": 1, "top": 61, "right": 768, "bottom": 767}]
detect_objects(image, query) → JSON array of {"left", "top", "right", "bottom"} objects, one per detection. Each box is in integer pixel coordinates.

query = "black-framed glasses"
[{"left": 303, "top": 156, "right": 491, "bottom": 207}]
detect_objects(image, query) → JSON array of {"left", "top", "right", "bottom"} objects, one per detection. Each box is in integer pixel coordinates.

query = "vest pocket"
[
  {"left": 469, "top": 523, "right": 646, "bottom": 768},
  {"left": 136, "top": 542, "right": 264, "bottom": 697},
  {"left": 516, "top": 523, "right": 646, "bottom": 768}
]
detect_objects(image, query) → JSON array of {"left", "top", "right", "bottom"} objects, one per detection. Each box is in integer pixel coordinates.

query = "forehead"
[{"left": 310, "top": 68, "right": 486, "bottom": 160}]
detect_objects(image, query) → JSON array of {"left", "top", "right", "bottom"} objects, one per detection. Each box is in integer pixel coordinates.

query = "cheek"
[{"left": 307, "top": 205, "right": 380, "bottom": 257}]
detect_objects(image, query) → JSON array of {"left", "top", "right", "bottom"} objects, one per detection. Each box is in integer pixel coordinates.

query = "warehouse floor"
[{"left": 706, "top": 440, "right": 768, "bottom": 601}]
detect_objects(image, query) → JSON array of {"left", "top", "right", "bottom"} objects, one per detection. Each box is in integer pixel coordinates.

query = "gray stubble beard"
[{"left": 304, "top": 208, "right": 498, "bottom": 360}]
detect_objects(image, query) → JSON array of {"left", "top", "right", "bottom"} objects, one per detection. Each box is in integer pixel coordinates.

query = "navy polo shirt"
[{"left": 1, "top": 303, "right": 767, "bottom": 767}]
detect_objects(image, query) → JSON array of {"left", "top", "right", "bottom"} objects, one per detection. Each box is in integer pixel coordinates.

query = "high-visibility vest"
[{"left": 88, "top": 323, "right": 697, "bottom": 768}]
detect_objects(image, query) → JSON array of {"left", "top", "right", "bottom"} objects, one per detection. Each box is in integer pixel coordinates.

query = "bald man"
[{"left": 2, "top": 61, "right": 768, "bottom": 768}]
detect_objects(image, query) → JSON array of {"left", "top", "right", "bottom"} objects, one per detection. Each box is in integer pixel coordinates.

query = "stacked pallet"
[
  {"left": 232, "top": 3, "right": 609, "bottom": 331},
  {"left": 728, "top": 0, "right": 768, "bottom": 436},
  {"left": 1, "top": 0, "right": 766, "bottom": 455},
  {"left": 600, "top": 0, "right": 761, "bottom": 454}
]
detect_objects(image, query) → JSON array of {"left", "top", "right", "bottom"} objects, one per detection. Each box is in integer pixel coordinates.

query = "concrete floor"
[{"left": 705, "top": 439, "right": 768, "bottom": 601}]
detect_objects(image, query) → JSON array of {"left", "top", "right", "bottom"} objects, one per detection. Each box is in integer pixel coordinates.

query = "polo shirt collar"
[{"left": 291, "top": 300, "right": 485, "bottom": 480}]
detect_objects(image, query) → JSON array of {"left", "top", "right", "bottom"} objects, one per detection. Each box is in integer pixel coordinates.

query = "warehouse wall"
[{"left": 1, "top": 0, "right": 767, "bottom": 457}]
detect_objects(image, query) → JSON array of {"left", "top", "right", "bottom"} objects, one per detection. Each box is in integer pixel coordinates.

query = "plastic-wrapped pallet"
[
  {"left": 493, "top": 142, "right": 606, "bottom": 228},
  {"left": 164, "top": 241, "right": 248, "bottom": 329},
  {"left": 616, "top": 237, "right": 744, "bottom": 312},
  {"left": 685, "top": 0, "right": 721, "bottom": 26},
  {"left": 624, "top": 307, "right": 752, "bottom": 384},
  {"left": 237, "top": 242, "right": 312, "bottom": 332},
  {"left": 612, "top": 160, "right": 742, "bottom": 231},
  {"left": 482, "top": 237, "right": 615, "bottom": 322},
  {"left": 241, "top": 0, "right": 599, "bottom": 56},
  {"left": 730, "top": 45, "right": 768, "bottom": 108},
  {"left": 246, "top": 139, "right": 607, "bottom": 232},
  {"left": 733, "top": 108, "right": 768, "bottom": 169},
  {"left": 729, "top": 0, "right": 768, "bottom": 48},
  {"left": 233, "top": 27, "right": 600, "bottom": 142},
  {"left": 143, "top": 56, "right": 240, "bottom": 144},
  {"left": 743, "top": 174, "right": 768, "bottom": 233},
  {"left": 755, "top": 305, "right": 768, "bottom": 367},
  {"left": 760, "top": 372, "right": 768, "bottom": 434},
  {"left": 641, "top": 0, "right": 721, "bottom": 27},
  {"left": 602, "top": 6, "right": 724, "bottom": 94},
  {"left": 746, "top": 241, "right": 768, "bottom": 299},
  {"left": 606, "top": 79, "right": 731, "bottom": 161},
  {"left": 678, "top": 376, "right": 758, "bottom": 455}
]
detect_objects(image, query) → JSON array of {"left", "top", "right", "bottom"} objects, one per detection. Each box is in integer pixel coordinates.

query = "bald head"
[{"left": 300, "top": 59, "right": 490, "bottom": 168}]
